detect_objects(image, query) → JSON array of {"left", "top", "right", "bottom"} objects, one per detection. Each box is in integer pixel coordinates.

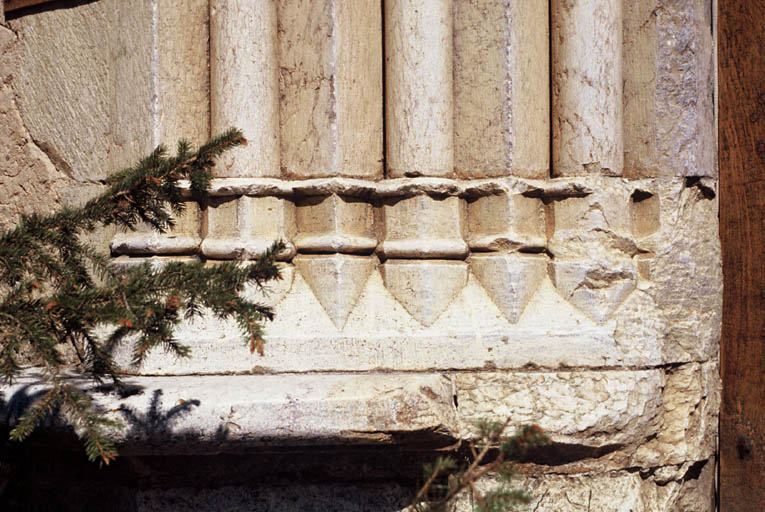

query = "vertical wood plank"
[{"left": 719, "top": 0, "right": 765, "bottom": 508}]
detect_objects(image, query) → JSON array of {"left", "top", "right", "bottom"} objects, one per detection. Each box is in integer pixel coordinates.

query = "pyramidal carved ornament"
[
  {"left": 293, "top": 255, "right": 376, "bottom": 330},
  {"left": 470, "top": 253, "right": 547, "bottom": 323},
  {"left": 380, "top": 260, "right": 468, "bottom": 327}
]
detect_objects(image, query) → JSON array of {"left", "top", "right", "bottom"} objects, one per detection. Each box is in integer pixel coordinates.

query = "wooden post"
[{"left": 719, "top": 0, "right": 765, "bottom": 509}]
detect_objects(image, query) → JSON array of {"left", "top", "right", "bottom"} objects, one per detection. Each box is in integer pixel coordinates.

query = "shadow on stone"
[{"left": 5, "top": 0, "right": 101, "bottom": 20}]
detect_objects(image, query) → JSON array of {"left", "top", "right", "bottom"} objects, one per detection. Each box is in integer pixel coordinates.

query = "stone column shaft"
[
  {"left": 210, "top": 0, "right": 281, "bottom": 177},
  {"left": 385, "top": 0, "right": 454, "bottom": 177},
  {"left": 552, "top": 0, "right": 623, "bottom": 176},
  {"left": 112, "top": 0, "right": 209, "bottom": 253},
  {"left": 623, "top": 0, "right": 715, "bottom": 178},
  {"left": 278, "top": 0, "right": 383, "bottom": 178},
  {"left": 454, "top": 0, "right": 549, "bottom": 178}
]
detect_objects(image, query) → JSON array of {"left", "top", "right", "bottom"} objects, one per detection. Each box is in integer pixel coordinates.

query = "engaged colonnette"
[{"left": 2, "top": 1, "right": 718, "bottom": 510}]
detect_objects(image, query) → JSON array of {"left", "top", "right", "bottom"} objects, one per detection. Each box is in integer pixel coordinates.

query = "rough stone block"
[
  {"left": 454, "top": 0, "right": 549, "bottom": 178},
  {"left": 0, "top": 76, "right": 75, "bottom": 230},
  {"left": 378, "top": 195, "right": 467, "bottom": 259},
  {"left": 467, "top": 192, "right": 545, "bottom": 251},
  {"left": 8, "top": 0, "right": 119, "bottom": 182},
  {"left": 8, "top": 0, "right": 209, "bottom": 183},
  {"left": 278, "top": 0, "right": 383, "bottom": 178},
  {"left": 201, "top": 196, "right": 296, "bottom": 260},
  {"left": 633, "top": 362, "right": 720, "bottom": 468},
  {"left": 385, "top": 0, "right": 454, "bottom": 177},
  {"left": 455, "top": 369, "right": 664, "bottom": 451},
  {"left": 294, "top": 195, "right": 376, "bottom": 254}
]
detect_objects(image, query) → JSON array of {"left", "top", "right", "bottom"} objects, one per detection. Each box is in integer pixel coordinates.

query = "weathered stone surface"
[
  {"left": 1, "top": 3, "right": 720, "bottom": 509},
  {"left": 456, "top": 361, "right": 718, "bottom": 472},
  {"left": 0, "top": 55, "right": 74, "bottom": 230},
  {"left": 633, "top": 178, "right": 721, "bottom": 362},
  {"left": 1, "top": 371, "right": 459, "bottom": 454},
  {"left": 210, "top": 0, "right": 280, "bottom": 177},
  {"left": 155, "top": 0, "right": 209, "bottom": 146},
  {"left": 294, "top": 195, "right": 377, "bottom": 254},
  {"left": 456, "top": 369, "right": 664, "bottom": 449},
  {"left": 385, "top": 0, "right": 454, "bottom": 177},
  {"left": 623, "top": 0, "right": 715, "bottom": 178},
  {"left": 551, "top": 259, "right": 637, "bottom": 323},
  {"left": 96, "top": 177, "right": 719, "bottom": 375},
  {"left": 470, "top": 254, "right": 547, "bottom": 323},
  {"left": 552, "top": 0, "right": 623, "bottom": 176},
  {"left": 378, "top": 195, "right": 468, "bottom": 259},
  {"left": 516, "top": 463, "right": 716, "bottom": 512},
  {"left": 454, "top": 0, "right": 549, "bottom": 178},
  {"left": 547, "top": 187, "right": 636, "bottom": 260},
  {"left": 467, "top": 192, "right": 545, "bottom": 251},
  {"left": 631, "top": 362, "right": 720, "bottom": 468},
  {"left": 7, "top": 1, "right": 116, "bottom": 182},
  {"left": 380, "top": 260, "right": 468, "bottom": 327},
  {"left": 278, "top": 0, "right": 383, "bottom": 178},
  {"left": 7, "top": 0, "right": 209, "bottom": 184},
  {"left": 294, "top": 254, "right": 376, "bottom": 330}
]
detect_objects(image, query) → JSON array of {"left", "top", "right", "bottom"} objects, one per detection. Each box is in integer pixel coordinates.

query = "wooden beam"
[
  {"left": 5, "top": 0, "right": 59, "bottom": 13},
  {"left": 719, "top": 0, "right": 765, "bottom": 509}
]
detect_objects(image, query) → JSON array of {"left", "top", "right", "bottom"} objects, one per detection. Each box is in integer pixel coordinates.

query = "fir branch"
[
  {"left": 412, "top": 418, "right": 550, "bottom": 512},
  {"left": 1, "top": 129, "right": 281, "bottom": 465}
]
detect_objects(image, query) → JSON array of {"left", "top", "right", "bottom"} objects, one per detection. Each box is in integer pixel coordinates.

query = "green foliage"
[
  {"left": 412, "top": 419, "right": 550, "bottom": 512},
  {"left": 0, "top": 129, "right": 283, "bottom": 465}
]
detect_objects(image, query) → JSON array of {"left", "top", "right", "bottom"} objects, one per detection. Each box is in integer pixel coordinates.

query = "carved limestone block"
[
  {"left": 467, "top": 192, "right": 545, "bottom": 252},
  {"left": 294, "top": 254, "right": 376, "bottom": 330},
  {"left": 210, "top": 0, "right": 280, "bottom": 177},
  {"left": 378, "top": 195, "right": 467, "bottom": 259},
  {"left": 201, "top": 196, "right": 296, "bottom": 260},
  {"left": 453, "top": 0, "right": 549, "bottom": 178},
  {"left": 380, "top": 260, "right": 468, "bottom": 327},
  {"left": 552, "top": 0, "right": 623, "bottom": 176},
  {"left": 469, "top": 253, "right": 547, "bottom": 323},
  {"left": 385, "top": 0, "right": 454, "bottom": 177},
  {"left": 294, "top": 194, "right": 376, "bottom": 254},
  {"left": 278, "top": 0, "right": 383, "bottom": 178}
]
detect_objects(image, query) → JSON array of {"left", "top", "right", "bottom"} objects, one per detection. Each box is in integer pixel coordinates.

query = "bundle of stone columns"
[{"left": 5, "top": 0, "right": 718, "bottom": 509}]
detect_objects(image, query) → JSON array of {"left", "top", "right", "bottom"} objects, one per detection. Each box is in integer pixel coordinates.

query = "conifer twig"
[{"left": 1, "top": 129, "right": 282, "bottom": 465}]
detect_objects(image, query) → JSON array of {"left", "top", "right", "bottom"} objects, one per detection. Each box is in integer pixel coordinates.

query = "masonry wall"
[{"left": 0, "top": 1, "right": 719, "bottom": 511}]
